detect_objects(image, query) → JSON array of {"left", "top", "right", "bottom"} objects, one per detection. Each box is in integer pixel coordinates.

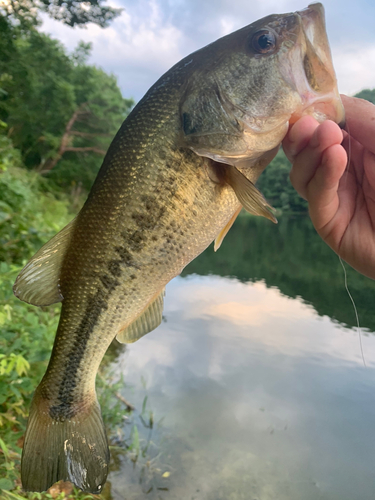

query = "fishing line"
[
  {"left": 341, "top": 120, "right": 352, "bottom": 186},
  {"left": 344, "top": 120, "right": 352, "bottom": 169},
  {"left": 339, "top": 256, "right": 366, "bottom": 368},
  {"left": 339, "top": 121, "right": 365, "bottom": 366}
]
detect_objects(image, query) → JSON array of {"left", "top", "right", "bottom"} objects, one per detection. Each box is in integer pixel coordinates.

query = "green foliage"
[
  {"left": 38, "top": 0, "right": 122, "bottom": 28},
  {"left": 0, "top": 0, "right": 121, "bottom": 29},
  {"left": 0, "top": 265, "right": 131, "bottom": 498},
  {"left": 0, "top": 19, "right": 133, "bottom": 192},
  {"left": 354, "top": 88, "right": 375, "bottom": 104},
  {"left": 0, "top": 166, "right": 72, "bottom": 264},
  {"left": 46, "top": 63, "right": 134, "bottom": 191},
  {"left": 257, "top": 149, "right": 308, "bottom": 214},
  {"left": 0, "top": 166, "right": 131, "bottom": 497},
  {"left": 0, "top": 260, "right": 131, "bottom": 496},
  {"left": 0, "top": 261, "right": 62, "bottom": 491},
  {"left": 0, "top": 161, "right": 71, "bottom": 492},
  {"left": 0, "top": 128, "right": 22, "bottom": 173}
]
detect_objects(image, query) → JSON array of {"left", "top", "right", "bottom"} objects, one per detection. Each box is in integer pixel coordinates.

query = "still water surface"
[{"left": 109, "top": 216, "right": 375, "bottom": 500}]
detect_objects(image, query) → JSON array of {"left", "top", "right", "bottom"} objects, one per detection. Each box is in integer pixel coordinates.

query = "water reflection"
[
  {"left": 110, "top": 216, "right": 375, "bottom": 500},
  {"left": 183, "top": 215, "right": 375, "bottom": 332}
]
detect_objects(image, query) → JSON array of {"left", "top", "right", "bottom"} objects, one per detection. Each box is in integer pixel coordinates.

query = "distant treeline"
[{"left": 183, "top": 214, "right": 375, "bottom": 332}]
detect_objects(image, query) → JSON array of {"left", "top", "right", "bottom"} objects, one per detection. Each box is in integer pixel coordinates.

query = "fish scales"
[
  {"left": 43, "top": 64, "right": 240, "bottom": 411},
  {"left": 15, "top": 3, "right": 345, "bottom": 493}
]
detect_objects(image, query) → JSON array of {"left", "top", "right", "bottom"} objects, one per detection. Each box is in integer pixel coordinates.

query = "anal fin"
[
  {"left": 214, "top": 205, "right": 242, "bottom": 252},
  {"left": 116, "top": 288, "right": 165, "bottom": 344}
]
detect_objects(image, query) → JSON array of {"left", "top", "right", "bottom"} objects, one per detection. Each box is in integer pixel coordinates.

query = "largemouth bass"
[{"left": 14, "top": 3, "right": 344, "bottom": 493}]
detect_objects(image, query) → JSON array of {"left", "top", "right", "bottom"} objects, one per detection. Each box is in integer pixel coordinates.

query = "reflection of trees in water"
[{"left": 183, "top": 214, "right": 375, "bottom": 332}]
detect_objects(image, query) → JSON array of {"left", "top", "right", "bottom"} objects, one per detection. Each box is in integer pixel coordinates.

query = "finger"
[
  {"left": 363, "top": 150, "right": 375, "bottom": 231},
  {"left": 341, "top": 95, "right": 375, "bottom": 155},
  {"left": 289, "top": 120, "right": 344, "bottom": 200},
  {"left": 341, "top": 133, "right": 365, "bottom": 184},
  {"left": 306, "top": 143, "right": 348, "bottom": 232},
  {"left": 282, "top": 115, "right": 319, "bottom": 163},
  {"left": 364, "top": 149, "right": 375, "bottom": 191}
]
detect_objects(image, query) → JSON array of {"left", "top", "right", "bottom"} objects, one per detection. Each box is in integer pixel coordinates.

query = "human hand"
[{"left": 282, "top": 95, "right": 375, "bottom": 280}]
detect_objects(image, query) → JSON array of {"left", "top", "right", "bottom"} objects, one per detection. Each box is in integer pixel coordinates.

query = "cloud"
[
  {"left": 41, "top": 0, "right": 187, "bottom": 100},
  {"left": 40, "top": 0, "right": 375, "bottom": 101},
  {"left": 332, "top": 43, "right": 375, "bottom": 96},
  {"left": 123, "top": 275, "right": 374, "bottom": 377}
]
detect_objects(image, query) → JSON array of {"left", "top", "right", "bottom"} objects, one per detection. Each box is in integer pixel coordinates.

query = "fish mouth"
[
  {"left": 289, "top": 92, "right": 345, "bottom": 126},
  {"left": 283, "top": 3, "right": 345, "bottom": 126}
]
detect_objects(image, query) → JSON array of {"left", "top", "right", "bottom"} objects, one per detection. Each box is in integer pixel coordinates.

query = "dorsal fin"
[
  {"left": 13, "top": 218, "right": 76, "bottom": 306},
  {"left": 116, "top": 288, "right": 165, "bottom": 344}
]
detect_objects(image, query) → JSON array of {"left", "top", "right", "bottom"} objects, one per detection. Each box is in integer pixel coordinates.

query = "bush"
[{"left": 0, "top": 166, "right": 72, "bottom": 264}]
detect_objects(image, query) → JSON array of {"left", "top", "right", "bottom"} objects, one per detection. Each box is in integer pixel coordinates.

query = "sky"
[{"left": 40, "top": 0, "right": 375, "bottom": 103}]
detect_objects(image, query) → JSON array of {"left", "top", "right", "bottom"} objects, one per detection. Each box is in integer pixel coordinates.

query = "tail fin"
[{"left": 21, "top": 392, "right": 109, "bottom": 493}]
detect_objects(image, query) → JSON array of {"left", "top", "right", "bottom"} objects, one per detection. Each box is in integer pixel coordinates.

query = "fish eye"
[{"left": 251, "top": 30, "right": 276, "bottom": 54}]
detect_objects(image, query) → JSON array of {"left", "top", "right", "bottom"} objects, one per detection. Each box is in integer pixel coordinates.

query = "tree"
[
  {"left": 354, "top": 88, "right": 375, "bottom": 104},
  {"left": 0, "top": 0, "right": 121, "bottom": 29},
  {"left": 257, "top": 149, "right": 308, "bottom": 214},
  {"left": 0, "top": 30, "right": 133, "bottom": 191}
]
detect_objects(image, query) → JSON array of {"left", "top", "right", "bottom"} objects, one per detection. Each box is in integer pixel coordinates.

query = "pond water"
[{"left": 108, "top": 215, "right": 375, "bottom": 500}]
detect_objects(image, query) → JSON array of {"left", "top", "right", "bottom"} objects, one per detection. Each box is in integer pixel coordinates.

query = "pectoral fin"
[
  {"left": 226, "top": 166, "right": 277, "bottom": 223},
  {"left": 116, "top": 288, "right": 165, "bottom": 344},
  {"left": 214, "top": 205, "right": 242, "bottom": 252},
  {"left": 13, "top": 218, "right": 76, "bottom": 306}
]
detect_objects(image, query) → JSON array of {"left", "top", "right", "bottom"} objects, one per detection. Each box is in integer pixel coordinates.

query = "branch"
[
  {"left": 70, "top": 131, "right": 112, "bottom": 138},
  {"left": 64, "top": 102, "right": 89, "bottom": 136},
  {"left": 64, "top": 146, "right": 106, "bottom": 155},
  {"left": 114, "top": 392, "right": 135, "bottom": 411},
  {"left": 40, "top": 102, "right": 106, "bottom": 173}
]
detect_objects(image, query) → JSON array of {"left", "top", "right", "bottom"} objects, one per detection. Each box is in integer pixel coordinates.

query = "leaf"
[
  {"left": 10, "top": 385, "right": 21, "bottom": 399},
  {"left": 0, "top": 478, "right": 14, "bottom": 490},
  {"left": 162, "top": 471, "right": 170, "bottom": 478},
  {"left": 132, "top": 424, "right": 140, "bottom": 453},
  {"left": 15, "top": 355, "right": 29, "bottom": 376},
  {"left": 0, "top": 437, "right": 10, "bottom": 458},
  {"left": 3, "top": 304, "right": 12, "bottom": 321},
  {"left": 142, "top": 395, "right": 148, "bottom": 415},
  {"left": 5, "top": 356, "right": 16, "bottom": 375}
]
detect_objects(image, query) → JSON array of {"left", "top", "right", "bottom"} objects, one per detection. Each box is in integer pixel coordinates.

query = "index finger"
[{"left": 341, "top": 95, "right": 375, "bottom": 155}]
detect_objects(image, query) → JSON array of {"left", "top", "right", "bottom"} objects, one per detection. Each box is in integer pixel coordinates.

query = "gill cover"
[
  {"left": 181, "top": 80, "right": 246, "bottom": 158},
  {"left": 181, "top": 81, "right": 277, "bottom": 248}
]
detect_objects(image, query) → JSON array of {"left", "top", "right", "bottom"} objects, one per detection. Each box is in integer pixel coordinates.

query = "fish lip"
[
  {"left": 298, "top": 3, "right": 326, "bottom": 40},
  {"left": 289, "top": 94, "right": 345, "bottom": 125},
  {"left": 279, "top": 3, "right": 345, "bottom": 126},
  {"left": 298, "top": 3, "right": 325, "bottom": 24}
]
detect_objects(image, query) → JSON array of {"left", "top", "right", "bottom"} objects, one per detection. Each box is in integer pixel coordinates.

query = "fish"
[{"left": 14, "top": 2, "right": 344, "bottom": 493}]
